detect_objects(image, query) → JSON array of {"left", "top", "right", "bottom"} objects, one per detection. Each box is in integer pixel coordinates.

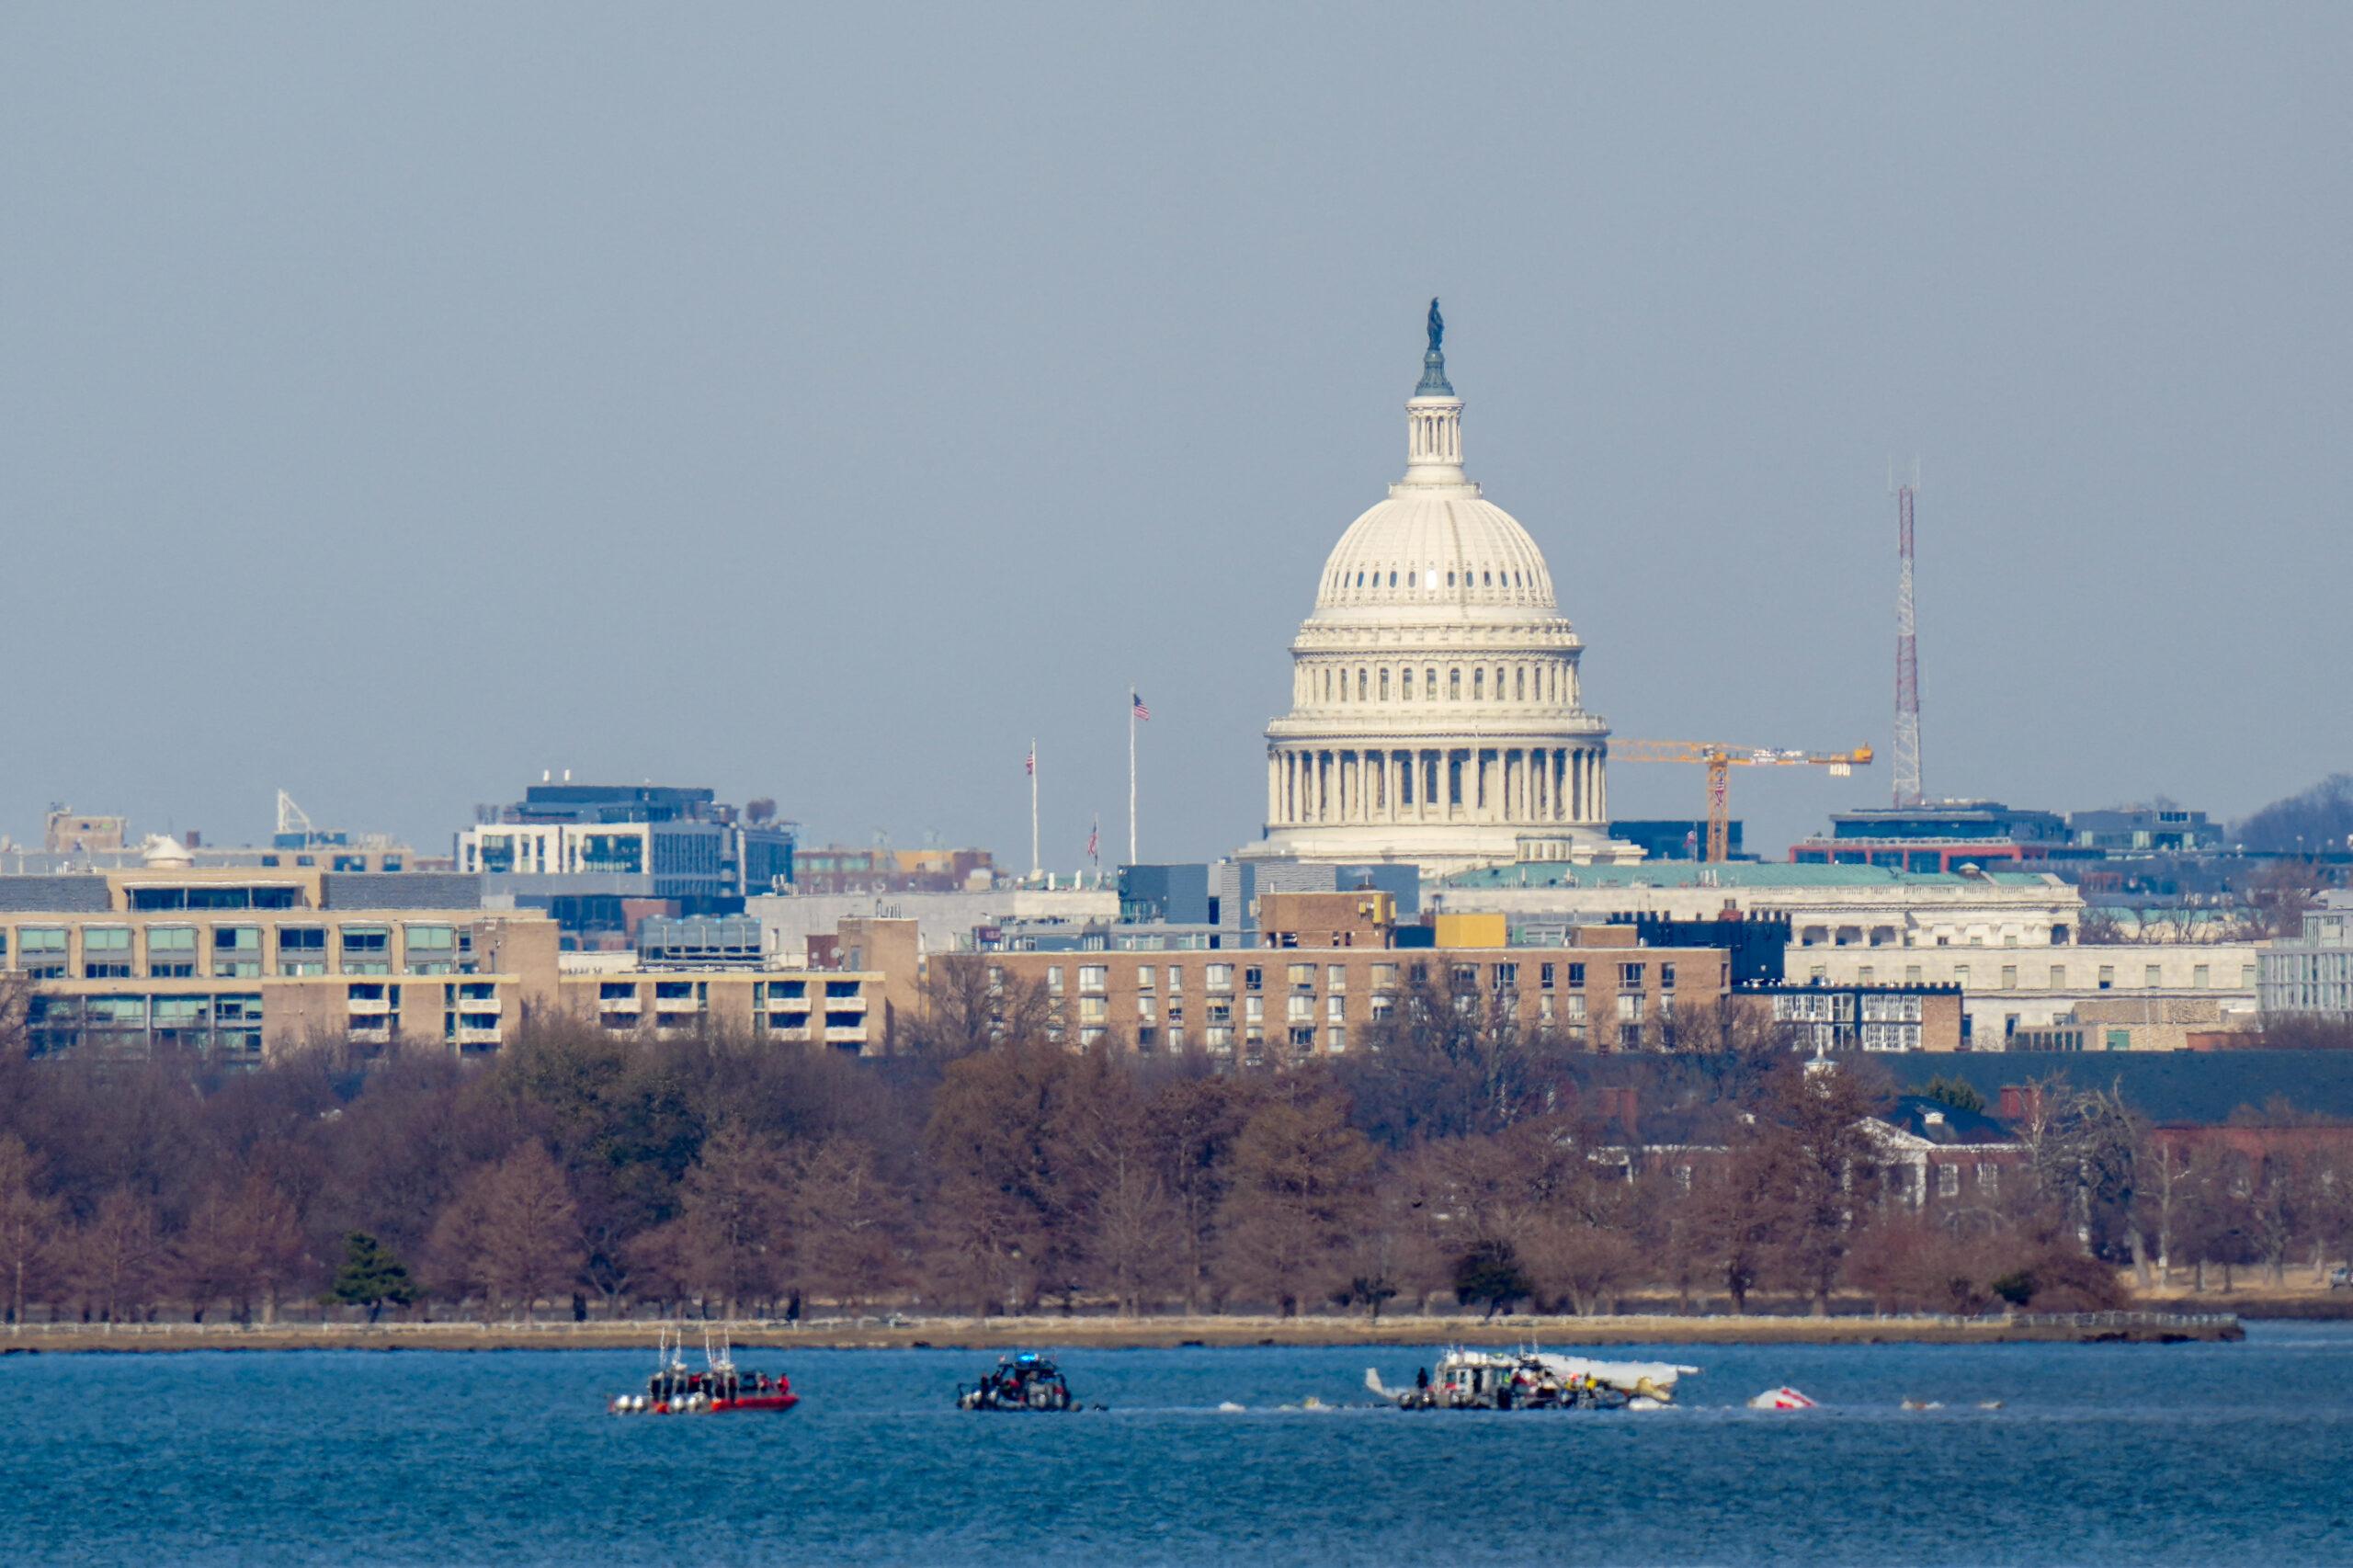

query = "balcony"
[
  {"left": 821, "top": 994, "right": 868, "bottom": 1013},
  {"left": 824, "top": 1025, "right": 868, "bottom": 1044},
  {"left": 598, "top": 995, "right": 642, "bottom": 1014},
  {"left": 455, "top": 1026, "right": 503, "bottom": 1046},
  {"left": 346, "top": 998, "right": 392, "bottom": 1017}
]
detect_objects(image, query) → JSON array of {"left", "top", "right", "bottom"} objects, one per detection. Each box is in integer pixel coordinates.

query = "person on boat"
[{"left": 1415, "top": 1367, "right": 1429, "bottom": 1391}]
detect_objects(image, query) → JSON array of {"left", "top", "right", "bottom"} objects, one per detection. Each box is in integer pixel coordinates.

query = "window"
[
  {"left": 1137, "top": 994, "right": 1157, "bottom": 1022},
  {"left": 1540, "top": 963, "right": 1554, "bottom": 990},
  {"left": 2051, "top": 964, "right": 2066, "bottom": 989},
  {"left": 1449, "top": 667, "right": 1461, "bottom": 700},
  {"left": 1561, "top": 994, "right": 1586, "bottom": 1022},
  {"left": 1245, "top": 996, "right": 1264, "bottom": 1024},
  {"left": 1047, "top": 966, "right": 1064, "bottom": 995},
  {"left": 1288, "top": 963, "right": 1315, "bottom": 992},
  {"left": 405, "top": 924, "right": 457, "bottom": 975},
  {"left": 2193, "top": 964, "right": 2210, "bottom": 988},
  {"left": 1425, "top": 667, "right": 1437, "bottom": 700},
  {"left": 1079, "top": 965, "right": 1108, "bottom": 994},
  {"left": 1379, "top": 668, "right": 1390, "bottom": 700},
  {"left": 83, "top": 926, "right": 132, "bottom": 979},
  {"left": 1166, "top": 964, "right": 1183, "bottom": 994},
  {"left": 2097, "top": 966, "right": 2114, "bottom": 990},
  {"left": 1136, "top": 965, "right": 1155, "bottom": 990},
  {"left": 1244, "top": 966, "right": 1263, "bottom": 991},
  {"left": 1326, "top": 994, "right": 1345, "bottom": 1022},
  {"left": 1617, "top": 994, "right": 1644, "bottom": 1023},
  {"left": 2145, "top": 965, "right": 2163, "bottom": 988},
  {"left": 1938, "top": 1165, "right": 1961, "bottom": 1199},
  {"left": 340, "top": 926, "right": 389, "bottom": 954},
  {"left": 1326, "top": 964, "right": 1347, "bottom": 991},
  {"left": 1620, "top": 963, "right": 1644, "bottom": 988},
  {"left": 280, "top": 926, "right": 326, "bottom": 952},
  {"left": 1206, "top": 964, "right": 1233, "bottom": 991},
  {"left": 148, "top": 926, "right": 197, "bottom": 978},
  {"left": 1660, "top": 963, "right": 1676, "bottom": 991},
  {"left": 2001, "top": 966, "right": 2018, "bottom": 989},
  {"left": 2106, "top": 1028, "right": 2131, "bottom": 1051},
  {"left": 1472, "top": 668, "right": 1484, "bottom": 700}
]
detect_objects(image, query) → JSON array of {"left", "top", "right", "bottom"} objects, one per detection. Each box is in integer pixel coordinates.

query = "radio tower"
[{"left": 1892, "top": 472, "right": 1923, "bottom": 808}]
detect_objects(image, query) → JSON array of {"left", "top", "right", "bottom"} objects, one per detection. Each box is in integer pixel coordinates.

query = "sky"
[{"left": 3, "top": 4, "right": 2347, "bottom": 867}]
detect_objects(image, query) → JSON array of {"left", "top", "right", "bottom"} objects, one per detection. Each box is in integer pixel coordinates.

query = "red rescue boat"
[{"left": 609, "top": 1325, "right": 798, "bottom": 1416}]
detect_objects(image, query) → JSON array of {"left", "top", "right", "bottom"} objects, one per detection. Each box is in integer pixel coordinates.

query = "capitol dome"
[
  {"left": 1312, "top": 494, "right": 1559, "bottom": 624},
  {"left": 1243, "top": 302, "right": 1637, "bottom": 875}
]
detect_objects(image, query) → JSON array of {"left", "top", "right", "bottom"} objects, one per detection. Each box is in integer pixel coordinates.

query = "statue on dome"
[{"left": 1427, "top": 297, "right": 1444, "bottom": 353}]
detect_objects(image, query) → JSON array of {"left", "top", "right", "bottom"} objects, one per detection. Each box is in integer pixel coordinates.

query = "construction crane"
[{"left": 1611, "top": 741, "right": 1875, "bottom": 863}]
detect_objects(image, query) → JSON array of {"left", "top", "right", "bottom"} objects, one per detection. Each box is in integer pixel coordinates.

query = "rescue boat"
[{"left": 608, "top": 1325, "right": 799, "bottom": 1415}]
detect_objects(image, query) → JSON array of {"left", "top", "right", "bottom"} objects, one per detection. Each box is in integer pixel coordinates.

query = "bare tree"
[
  {"left": 671, "top": 1125, "right": 794, "bottom": 1315},
  {"left": 75, "top": 1188, "right": 166, "bottom": 1324},
  {"left": 1212, "top": 1089, "right": 1374, "bottom": 1315},
  {"left": 790, "top": 1136, "right": 908, "bottom": 1311},
  {"left": 0, "top": 1134, "right": 60, "bottom": 1325},
  {"left": 906, "top": 961, "right": 1051, "bottom": 1062},
  {"left": 430, "top": 1143, "right": 582, "bottom": 1322}
]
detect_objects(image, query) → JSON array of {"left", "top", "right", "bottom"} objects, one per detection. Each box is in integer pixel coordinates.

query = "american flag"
[
  {"left": 1131, "top": 691, "right": 1151, "bottom": 722},
  {"left": 1086, "top": 815, "right": 1099, "bottom": 860},
  {"left": 1025, "top": 746, "right": 1034, "bottom": 777}
]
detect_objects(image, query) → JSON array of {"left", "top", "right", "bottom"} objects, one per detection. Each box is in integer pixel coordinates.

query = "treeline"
[{"left": 1, "top": 976, "right": 2349, "bottom": 1326}]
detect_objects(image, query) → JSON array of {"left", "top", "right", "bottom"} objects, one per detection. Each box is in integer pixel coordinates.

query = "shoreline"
[{"left": 1, "top": 1310, "right": 2243, "bottom": 1353}]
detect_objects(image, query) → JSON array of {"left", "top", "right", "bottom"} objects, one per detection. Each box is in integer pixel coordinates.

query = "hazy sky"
[{"left": 5, "top": 5, "right": 2347, "bottom": 866}]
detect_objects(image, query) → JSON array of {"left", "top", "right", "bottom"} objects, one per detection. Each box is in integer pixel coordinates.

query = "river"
[{"left": 5, "top": 1322, "right": 2347, "bottom": 1564}]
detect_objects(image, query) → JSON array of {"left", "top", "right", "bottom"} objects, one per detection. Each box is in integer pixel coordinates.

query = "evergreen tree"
[{"left": 330, "top": 1232, "right": 416, "bottom": 1323}]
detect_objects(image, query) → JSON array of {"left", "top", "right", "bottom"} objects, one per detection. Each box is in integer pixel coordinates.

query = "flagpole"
[
  {"left": 1127, "top": 686, "right": 1138, "bottom": 868},
  {"left": 1029, "top": 737, "right": 1040, "bottom": 882}
]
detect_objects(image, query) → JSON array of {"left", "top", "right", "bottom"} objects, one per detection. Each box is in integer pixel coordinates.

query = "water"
[{"left": 5, "top": 1323, "right": 2350, "bottom": 1565}]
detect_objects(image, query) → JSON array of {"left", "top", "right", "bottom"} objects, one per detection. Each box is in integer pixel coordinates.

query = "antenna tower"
[{"left": 1892, "top": 472, "right": 1923, "bottom": 808}]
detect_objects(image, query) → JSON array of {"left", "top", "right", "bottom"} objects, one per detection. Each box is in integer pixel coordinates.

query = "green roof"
[{"left": 1443, "top": 862, "right": 2057, "bottom": 891}]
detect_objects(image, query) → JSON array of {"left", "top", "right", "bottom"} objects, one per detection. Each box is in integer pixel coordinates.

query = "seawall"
[{"left": 0, "top": 1310, "right": 2243, "bottom": 1353}]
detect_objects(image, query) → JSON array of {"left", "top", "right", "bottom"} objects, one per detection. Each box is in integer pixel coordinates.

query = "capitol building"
[{"left": 1245, "top": 305, "right": 1640, "bottom": 875}]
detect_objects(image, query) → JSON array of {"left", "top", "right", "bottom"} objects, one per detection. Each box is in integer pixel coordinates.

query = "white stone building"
[
  {"left": 2258, "top": 890, "right": 2353, "bottom": 1016},
  {"left": 1244, "top": 303, "right": 1636, "bottom": 875},
  {"left": 1432, "top": 862, "right": 2087, "bottom": 951}
]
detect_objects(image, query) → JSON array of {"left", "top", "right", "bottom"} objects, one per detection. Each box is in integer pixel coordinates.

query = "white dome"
[
  {"left": 1243, "top": 301, "right": 1639, "bottom": 877},
  {"left": 1313, "top": 492, "right": 1559, "bottom": 622}
]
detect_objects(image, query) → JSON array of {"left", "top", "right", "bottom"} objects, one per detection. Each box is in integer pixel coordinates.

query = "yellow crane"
[{"left": 1611, "top": 741, "right": 1875, "bottom": 864}]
